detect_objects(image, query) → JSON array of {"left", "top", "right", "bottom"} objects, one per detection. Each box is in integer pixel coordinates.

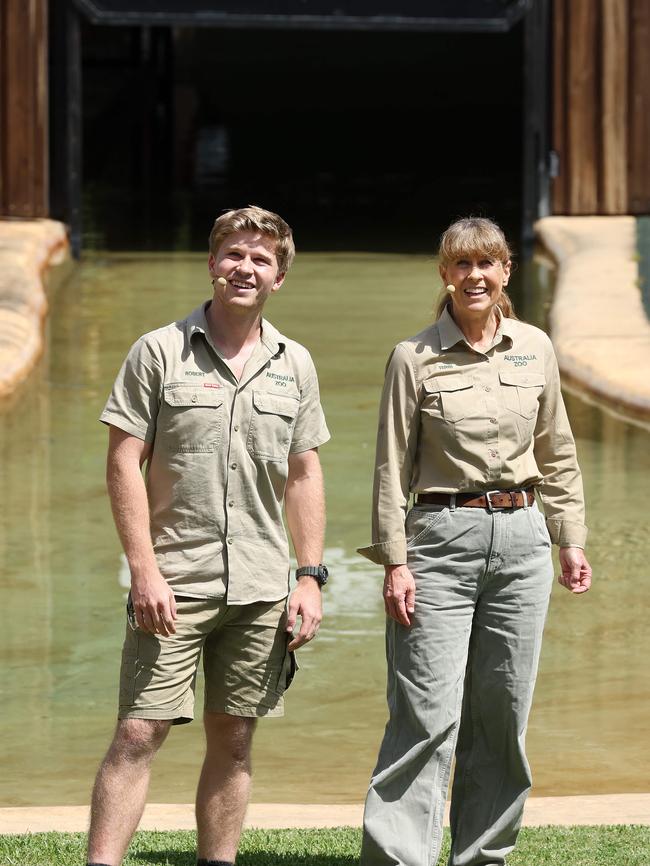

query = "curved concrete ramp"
[
  {"left": 535, "top": 216, "right": 650, "bottom": 420},
  {"left": 0, "top": 219, "right": 68, "bottom": 399}
]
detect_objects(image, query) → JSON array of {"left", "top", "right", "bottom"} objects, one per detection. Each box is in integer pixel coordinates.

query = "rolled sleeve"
[
  {"left": 100, "top": 336, "right": 163, "bottom": 442},
  {"left": 358, "top": 343, "right": 420, "bottom": 566},
  {"left": 534, "top": 336, "right": 588, "bottom": 547}
]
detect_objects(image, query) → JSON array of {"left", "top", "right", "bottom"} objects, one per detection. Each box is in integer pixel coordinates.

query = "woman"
[{"left": 358, "top": 217, "right": 591, "bottom": 866}]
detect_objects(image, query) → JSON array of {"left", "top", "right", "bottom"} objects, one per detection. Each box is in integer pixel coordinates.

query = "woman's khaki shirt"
[{"left": 359, "top": 307, "right": 587, "bottom": 566}]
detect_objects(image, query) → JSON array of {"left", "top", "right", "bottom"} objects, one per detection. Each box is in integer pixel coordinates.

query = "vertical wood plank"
[
  {"left": 2, "top": 0, "right": 33, "bottom": 215},
  {"left": 0, "top": 0, "right": 49, "bottom": 216},
  {"left": 566, "top": 0, "right": 599, "bottom": 213},
  {"left": 551, "top": 0, "right": 568, "bottom": 213},
  {"left": 601, "top": 0, "right": 628, "bottom": 214},
  {"left": 33, "top": 0, "right": 50, "bottom": 216},
  {"left": 629, "top": 0, "right": 650, "bottom": 213}
]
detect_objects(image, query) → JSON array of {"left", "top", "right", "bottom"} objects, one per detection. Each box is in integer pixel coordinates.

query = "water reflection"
[{"left": 0, "top": 251, "right": 648, "bottom": 806}]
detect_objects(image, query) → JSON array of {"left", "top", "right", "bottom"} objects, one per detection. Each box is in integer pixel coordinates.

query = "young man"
[{"left": 87, "top": 206, "right": 330, "bottom": 866}]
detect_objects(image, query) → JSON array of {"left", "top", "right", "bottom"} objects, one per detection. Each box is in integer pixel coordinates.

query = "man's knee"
[
  {"left": 204, "top": 712, "right": 255, "bottom": 765},
  {"left": 107, "top": 718, "right": 171, "bottom": 764}
]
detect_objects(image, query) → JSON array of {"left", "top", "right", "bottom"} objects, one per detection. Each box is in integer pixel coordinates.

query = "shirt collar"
[
  {"left": 185, "top": 301, "right": 211, "bottom": 341},
  {"left": 495, "top": 309, "right": 515, "bottom": 345},
  {"left": 437, "top": 305, "right": 466, "bottom": 351},
  {"left": 437, "top": 304, "right": 514, "bottom": 351},
  {"left": 184, "top": 301, "right": 286, "bottom": 357}
]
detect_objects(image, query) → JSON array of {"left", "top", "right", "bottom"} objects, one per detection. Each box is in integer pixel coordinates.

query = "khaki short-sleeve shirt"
[
  {"left": 101, "top": 302, "right": 330, "bottom": 604},
  {"left": 358, "top": 307, "right": 587, "bottom": 565}
]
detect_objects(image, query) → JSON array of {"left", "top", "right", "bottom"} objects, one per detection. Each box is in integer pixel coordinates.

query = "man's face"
[{"left": 208, "top": 231, "right": 285, "bottom": 316}]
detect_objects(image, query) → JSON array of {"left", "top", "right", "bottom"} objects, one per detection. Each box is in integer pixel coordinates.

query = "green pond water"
[{"left": 1, "top": 250, "right": 649, "bottom": 807}]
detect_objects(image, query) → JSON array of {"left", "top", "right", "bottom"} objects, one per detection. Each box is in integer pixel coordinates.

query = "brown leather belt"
[{"left": 416, "top": 489, "right": 535, "bottom": 511}]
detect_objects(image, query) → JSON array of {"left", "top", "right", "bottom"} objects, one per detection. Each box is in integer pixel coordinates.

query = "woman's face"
[{"left": 439, "top": 253, "right": 511, "bottom": 319}]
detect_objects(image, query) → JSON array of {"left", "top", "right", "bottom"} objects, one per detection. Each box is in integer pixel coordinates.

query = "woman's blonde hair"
[{"left": 435, "top": 217, "right": 516, "bottom": 320}]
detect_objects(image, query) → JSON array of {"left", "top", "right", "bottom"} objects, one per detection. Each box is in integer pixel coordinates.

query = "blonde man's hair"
[
  {"left": 435, "top": 217, "right": 517, "bottom": 320},
  {"left": 209, "top": 205, "right": 295, "bottom": 274}
]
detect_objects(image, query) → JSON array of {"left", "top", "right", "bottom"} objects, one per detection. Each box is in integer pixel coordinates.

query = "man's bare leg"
[
  {"left": 195, "top": 712, "right": 256, "bottom": 863},
  {"left": 87, "top": 718, "right": 171, "bottom": 866}
]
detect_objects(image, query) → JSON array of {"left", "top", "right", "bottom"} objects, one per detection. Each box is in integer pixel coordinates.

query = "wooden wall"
[
  {"left": 552, "top": 0, "right": 650, "bottom": 215},
  {"left": 0, "top": 0, "right": 49, "bottom": 217}
]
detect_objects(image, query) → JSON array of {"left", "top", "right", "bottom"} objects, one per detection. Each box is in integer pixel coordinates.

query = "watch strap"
[{"left": 295, "top": 564, "right": 328, "bottom": 586}]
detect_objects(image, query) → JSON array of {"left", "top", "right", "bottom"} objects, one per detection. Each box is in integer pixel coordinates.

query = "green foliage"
[{"left": 1, "top": 826, "right": 649, "bottom": 866}]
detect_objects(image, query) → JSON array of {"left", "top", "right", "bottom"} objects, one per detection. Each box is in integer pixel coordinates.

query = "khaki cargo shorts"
[{"left": 118, "top": 595, "right": 296, "bottom": 724}]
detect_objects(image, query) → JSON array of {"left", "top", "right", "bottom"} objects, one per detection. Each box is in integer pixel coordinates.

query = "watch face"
[{"left": 318, "top": 565, "right": 329, "bottom": 584}]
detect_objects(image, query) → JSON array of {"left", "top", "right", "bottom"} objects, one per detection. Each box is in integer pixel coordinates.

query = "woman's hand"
[
  {"left": 558, "top": 547, "right": 592, "bottom": 594},
  {"left": 383, "top": 564, "right": 416, "bottom": 626}
]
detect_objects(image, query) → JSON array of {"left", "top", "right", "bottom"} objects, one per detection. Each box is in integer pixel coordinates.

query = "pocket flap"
[
  {"left": 423, "top": 374, "right": 473, "bottom": 394},
  {"left": 499, "top": 371, "right": 546, "bottom": 388},
  {"left": 164, "top": 384, "right": 223, "bottom": 408},
  {"left": 252, "top": 390, "right": 299, "bottom": 418}
]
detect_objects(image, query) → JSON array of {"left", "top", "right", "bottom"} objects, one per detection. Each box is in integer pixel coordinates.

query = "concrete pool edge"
[
  {"left": 535, "top": 215, "right": 650, "bottom": 420},
  {"left": 1, "top": 794, "right": 649, "bottom": 834},
  {"left": 0, "top": 218, "right": 69, "bottom": 399}
]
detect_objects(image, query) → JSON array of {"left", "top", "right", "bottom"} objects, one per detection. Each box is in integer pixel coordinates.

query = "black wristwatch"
[{"left": 295, "top": 564, "right": 329, "bottom": 587}]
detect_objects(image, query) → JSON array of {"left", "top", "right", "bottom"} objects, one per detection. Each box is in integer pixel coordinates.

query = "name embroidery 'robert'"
[{"left": 504, "top": 354, "right": 537, "bottom": 367}]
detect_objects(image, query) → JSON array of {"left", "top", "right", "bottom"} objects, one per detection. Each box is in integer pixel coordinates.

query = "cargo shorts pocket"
[
  {"left": 277, "top": 646, "right": 299, "bottom": 694},
  {"left": 160, "top": 384, "right": 223, "bottom": 453},
  {"left": 247, "top": 390, "right": 299, "bottom": 461},
  {"left": 119, "top": 633, "right": 140, "bottom": 706}
]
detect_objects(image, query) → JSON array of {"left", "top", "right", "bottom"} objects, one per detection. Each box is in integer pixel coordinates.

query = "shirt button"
[
  {"left": 489, "top": 449, "right": 498, "bottom": 457},
  {"left": 233, "top": 425, "right": 239, "bottom": 432},
  {"left": 191, "top": 394, "right": 198, "bottom": 403},
  {"left": 489, "top": 418, "right": 497, "bottom": 424},
  {"left": 484, "top": 385, "right": 491, "bottom": 392},
  {"left": 228, "top": 500, "right": 235, "bottom": 507},
  {"left": 227, "top": 538, "right": 233, "bottom": 545},
  {"left": 230, "top": 462, "right": 237, "bottom": 470}
]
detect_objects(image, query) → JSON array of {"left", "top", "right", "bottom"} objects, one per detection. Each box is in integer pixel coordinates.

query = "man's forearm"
[
  {"left": 285, "top": 452, "right": 325, "bottom": 565},
  {"left": 107, "top": 428, "right": 176, "bottom": 635},
  {"left": 108, "top": 459, "right": 156, "bottom": 576},
  {"left": 107, "top": 450, "right": 157, "bottom": 579}
]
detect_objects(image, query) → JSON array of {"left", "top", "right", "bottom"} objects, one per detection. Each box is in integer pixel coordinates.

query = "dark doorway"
[{"left": 72, "top": 18, "right": 527, "bottom": 252}]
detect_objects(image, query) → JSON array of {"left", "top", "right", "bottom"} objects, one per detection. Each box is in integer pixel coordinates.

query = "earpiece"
[
  {"left": 446, "top": 284, "right": 456, "bottom": 294},
  {"left": 216, "top": 277, "right": 227, "bottom": 287}
]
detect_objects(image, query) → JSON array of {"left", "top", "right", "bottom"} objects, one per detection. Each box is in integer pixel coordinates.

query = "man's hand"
[
  {"left": 284, "top": 448, "right": 325, "bottom": 651},
  {"left": 286, "top": 577, "right": 322, "bottom": 651},
  {"left": 384, "top": 564, "right": 416, "bottom": 626},
  {"left": 558, "top": 547, "right": 592, "bottom": 594},
  {"left": 131, "top": 570, "right": 178, "bottom": 635},
  {"left": 107, "top": 427, "right": 177, "bottom": 635}
]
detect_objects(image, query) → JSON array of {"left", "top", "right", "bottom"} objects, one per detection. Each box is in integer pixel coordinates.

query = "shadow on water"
[{"left": 81, "top": 185, "right": 524, "bottom": 257}]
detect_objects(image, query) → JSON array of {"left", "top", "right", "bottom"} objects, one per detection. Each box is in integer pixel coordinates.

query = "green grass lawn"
[{"left": 1, "top": 826, "right": 650, "bottom": 866}]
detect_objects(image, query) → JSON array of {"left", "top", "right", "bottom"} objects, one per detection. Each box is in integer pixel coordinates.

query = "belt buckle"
[{"left": 485, "top": 489, "right": 509, "bottom": 512}]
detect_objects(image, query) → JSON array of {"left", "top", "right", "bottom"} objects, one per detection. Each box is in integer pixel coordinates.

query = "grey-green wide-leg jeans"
[{"left": 361, "top": 501, "right": 554, "bottom": 866}]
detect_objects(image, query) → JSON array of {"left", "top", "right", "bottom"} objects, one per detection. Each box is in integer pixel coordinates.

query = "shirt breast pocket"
[
  {"left": 247, "top": 390, "right": 300, "bottom": 462},
  {"left": 422, "top": 374, "right": 474, "bottom": 423},
  {"left": 161, "top": 385, "right": 224, "bottom": 453},
  {"left": 499, "top": 371, "right": 545, "bottom": 419}
]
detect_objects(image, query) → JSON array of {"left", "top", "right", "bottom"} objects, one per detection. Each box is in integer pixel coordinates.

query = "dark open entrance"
[{"left": 51, "top": 1, "right": 549, "bottom": 254}]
